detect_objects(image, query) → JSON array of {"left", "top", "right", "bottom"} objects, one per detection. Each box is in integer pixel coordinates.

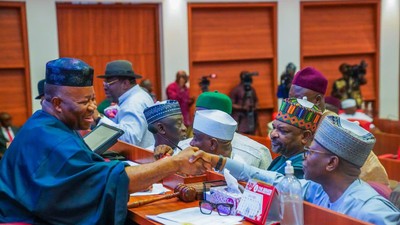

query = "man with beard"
[
  {"left": 0, "top": 58, "right": 209, "bottom": 224},
  {"left": 191, "top": 116, "right": 400, "bottom": 225},
  {"left": 267, "top": 98, "right": 322, "bottom": 178},
  {"left": 144, "top": 100, "right": 187, "bottom": 153},
  {"left": 95, "top": 60, "right": 155, "bottom": 148}
]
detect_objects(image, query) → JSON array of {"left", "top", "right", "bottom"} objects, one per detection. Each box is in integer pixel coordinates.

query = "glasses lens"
[
  {"left": 199, "top": 201, "right": 213, "bottom": 215},
  {"left": 216, "top": 204, "right": 232, "bottom": 216}
]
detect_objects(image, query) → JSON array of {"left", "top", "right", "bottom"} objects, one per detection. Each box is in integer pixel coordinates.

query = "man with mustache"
[
  {"left": 267, "top": 98, "right": 322, "bottom": 178},
  {"left": 192, "top": 116, "right": 400, "bottom": 225},
  {"left": 95, "top": 60, "right": 155, "bottom": 148}
]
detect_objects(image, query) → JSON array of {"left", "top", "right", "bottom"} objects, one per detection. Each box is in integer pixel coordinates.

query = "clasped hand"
[{"left": 154, "top": 145, "right": 214, "bottom": 174}]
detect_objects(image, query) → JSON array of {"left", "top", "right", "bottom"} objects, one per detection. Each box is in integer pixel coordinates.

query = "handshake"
[{"left": 154, "top": 145, "right": 225, "bottom": 175}]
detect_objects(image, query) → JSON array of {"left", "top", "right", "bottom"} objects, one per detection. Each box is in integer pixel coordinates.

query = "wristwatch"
[{"left": 215, "top": 155, "right": 224, "bottom": 171}]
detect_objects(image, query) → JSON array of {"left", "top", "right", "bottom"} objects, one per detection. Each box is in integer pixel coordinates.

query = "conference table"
[
  {"left": 127, "top": 194, "right": 253, "bottom": 225},
  {"left": 127, "top": 192, "right": 372, "bottom": 225},
  {"left": 110, "top": 140, "right": 372, "bottom": 225}
]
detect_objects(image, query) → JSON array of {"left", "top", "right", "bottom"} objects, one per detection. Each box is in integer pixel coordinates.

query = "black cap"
[{"left": 35, "top": 79, "right": 45, "bottom": 100}]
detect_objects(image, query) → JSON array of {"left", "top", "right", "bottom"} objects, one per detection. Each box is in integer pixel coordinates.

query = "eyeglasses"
[
  {"left": 103, "top": 79, "right": 119, "bottom": 88},
  {"left": 199, "top": 200, "right": 233, "bottom": 216},
  {"left": 303, "top": 146, "right": 332, "bottom": 158}
]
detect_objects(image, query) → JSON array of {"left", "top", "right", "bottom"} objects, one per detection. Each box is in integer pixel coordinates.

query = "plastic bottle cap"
[{"left": 285, "top": 160, "right": 294, "bottom": 175}]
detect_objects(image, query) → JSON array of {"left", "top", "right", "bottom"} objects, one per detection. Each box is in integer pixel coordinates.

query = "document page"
[{"left": 147, "top": 207, "right": 243, "bottom": 225}]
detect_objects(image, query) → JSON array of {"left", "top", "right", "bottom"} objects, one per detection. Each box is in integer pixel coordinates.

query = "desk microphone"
[{"left": 148, "top": 126, "right": 183, "bottom": 151}]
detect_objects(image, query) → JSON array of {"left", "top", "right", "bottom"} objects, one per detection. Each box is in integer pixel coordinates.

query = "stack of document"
[
  {"left": 147, "top": 207, "right": 243, "bottom": 225},
  {"left": 130, "top": 183, "right": 170, "bottom": 196}
]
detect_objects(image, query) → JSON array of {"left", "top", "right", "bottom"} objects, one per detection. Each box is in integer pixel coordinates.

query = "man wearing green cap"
[
  {"left": 157, "top": 91, "right": 272, "bottom": 170},
  {"left": 0, "top": 58, "right": 210, "bottom": 224}
]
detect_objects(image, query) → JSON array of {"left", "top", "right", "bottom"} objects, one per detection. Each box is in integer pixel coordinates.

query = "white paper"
[
  {"left": 146, "top": 207, "right": 243, "bottom": 225},
  {"left": 130, "top": 183, "right": 170, "bottom": 196},
  {"left": 123, "top": 160, "right": 140, "bottom": 166}
]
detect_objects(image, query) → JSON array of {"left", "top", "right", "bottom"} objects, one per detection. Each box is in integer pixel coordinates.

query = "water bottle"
[{"left": 277, "top": 160, "right": 304, "bottom": 225}]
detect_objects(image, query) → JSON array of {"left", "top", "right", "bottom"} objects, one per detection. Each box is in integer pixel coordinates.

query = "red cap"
[{"left": 292, "top": 67, "right": 328, "bottom": 94}]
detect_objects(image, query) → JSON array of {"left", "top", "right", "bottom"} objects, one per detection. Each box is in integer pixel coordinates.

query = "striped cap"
[
  {"left": 276, "top": 98, "right": 322, "bottom": 133},
  {"left": 144, "top": 100, "right": 182, "bottom": 124}
]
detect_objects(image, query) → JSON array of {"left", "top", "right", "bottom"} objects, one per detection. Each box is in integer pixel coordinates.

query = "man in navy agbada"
[{"left": 0, "top": 58, "right": 209, "bottom": 225}]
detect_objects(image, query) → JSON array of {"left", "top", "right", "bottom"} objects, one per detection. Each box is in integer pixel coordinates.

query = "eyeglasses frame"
[{"left": 303, "top": 146, "right": 332, "bottom": 158}]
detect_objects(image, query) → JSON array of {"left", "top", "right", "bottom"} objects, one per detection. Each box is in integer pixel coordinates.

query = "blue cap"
[
  {"left": 46, "top": 57, "right": 93, "bottom": 87},
  {"left": 144, "top": 100, "right": 182, "bottom": 124}
]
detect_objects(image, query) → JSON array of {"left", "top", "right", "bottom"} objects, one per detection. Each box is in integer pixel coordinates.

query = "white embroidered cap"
[{"left": 193, "top": 110, "right": 237, "bottom": 141}]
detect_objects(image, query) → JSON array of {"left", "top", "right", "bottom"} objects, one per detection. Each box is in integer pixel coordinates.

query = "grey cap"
[
  {"left": 97, "top": 60, "right": 142, "bottom": 79},
  {"left": 314, "top": 116, "right": 376, "bottom": 167}
]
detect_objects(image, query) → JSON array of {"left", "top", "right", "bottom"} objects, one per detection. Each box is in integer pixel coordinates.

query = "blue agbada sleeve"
[
  {"left": 0, "top": 111, "right": 129, "bottom": 225},
  {"left": 31, "top": 143, "right": 129, "bottom": 225}
]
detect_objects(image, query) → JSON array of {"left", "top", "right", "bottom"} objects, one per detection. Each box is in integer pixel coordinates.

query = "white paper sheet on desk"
[
  {"left": 130, "top": 183, "right": 170, "bottom": 196},
  {"left": 146, "top": 207, "right": 243, "bottom": 225},
  {"left": 123, "top": 160, "right": 139, "bottom": 166}
]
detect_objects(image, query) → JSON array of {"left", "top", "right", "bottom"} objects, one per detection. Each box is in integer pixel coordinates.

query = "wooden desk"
[
  {"left": 127, "top": 195, "right": 371, "bottom": 225},
  {"left": 108, "top": 139, "right": 371, "bottom": 225},
  {"left": 127, "top": 195, "right": 254, "bottom": 225},
  {"left": 109, "top": 140, "right": 155, "bottom": 164}
]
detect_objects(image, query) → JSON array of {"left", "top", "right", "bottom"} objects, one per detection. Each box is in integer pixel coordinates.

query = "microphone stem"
[{"left": 159, "top": 135, "right": 183, "bottom": 151}]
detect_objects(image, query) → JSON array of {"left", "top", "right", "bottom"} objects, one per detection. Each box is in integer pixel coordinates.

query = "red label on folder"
[{"left": 236, "top": 179, "right": 280, "bottom": 225}]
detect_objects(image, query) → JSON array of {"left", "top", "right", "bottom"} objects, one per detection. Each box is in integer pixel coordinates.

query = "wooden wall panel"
[
  {"left": 301, "top": 1, "right": 380, "bottom": 116},
  {"left": 57, "top": 3, "right": 161, "bottom": 102},
  {"left": 0, "top": 7, "right": 24, "bottom": 68},
  {"left": 302, "top": 4, "right": 377, "bottom": 56},
  {"left": 191, "top": 6, "right": 275, "bottom": 62},
  {"left": 0, "top": 2, "right": 31, "bottom": 126},
  {"left": 189, "top": 3, "right": 277, "bottom": 137},
  {"left": 0, "top": 69, "right": 28, "bottom": 126}
]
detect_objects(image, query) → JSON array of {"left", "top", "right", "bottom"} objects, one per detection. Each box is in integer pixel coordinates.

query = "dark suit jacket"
[{"left": 0, "top": 126, "right": 20, "bottom": 157}]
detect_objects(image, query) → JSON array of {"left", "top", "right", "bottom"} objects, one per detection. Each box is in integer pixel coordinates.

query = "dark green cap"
[{"left": 196, "top": 91, "right": 232, "bottom": 114}]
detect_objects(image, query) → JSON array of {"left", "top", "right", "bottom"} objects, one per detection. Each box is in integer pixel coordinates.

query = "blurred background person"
[
  {"left": 277, "top": 62, "right": 296, "bottom": 100},
  {"left": 0, "top": 112, "right": 20, "bottom": 159},
  {"left": 230, "top": 70, "right": 259, "bottom": 135},
  {"left": 331, "top": 61, "right": 367, "bottom": 108},
  {"left": 35, "top": 79, "right": 45, "bottom": 103},
  {"left": 324, "top": 96, "right": 341, "bottom": 114},
  {"left": 166, "top": 70, "right": 195, "bottom": 130},
  {"left": 140, "top": 78, "right": 157, "bottom": 102}
]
